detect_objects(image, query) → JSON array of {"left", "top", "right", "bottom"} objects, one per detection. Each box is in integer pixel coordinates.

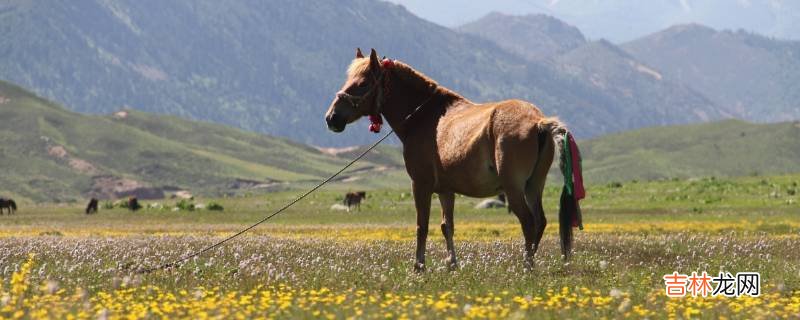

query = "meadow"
[{"left": 1, "top": 175, "right": 799, "bottom": 319}]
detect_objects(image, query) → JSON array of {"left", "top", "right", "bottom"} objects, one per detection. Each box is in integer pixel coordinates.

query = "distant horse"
[
  {"left": 343, "top": 191, "right": 367, "bottom": 212},
  {"left": 0, "top": 198, "right": 17, "bottom": 215},
  {"left": 497, "top": 193, "right": 512, "bottom": 213},
  {"left": 325, "top": 48, "right": 584, "bottom": 270},
  {"left": 85, "top": 198, "right": 99, "bottom": 214},
  {"left": 128, "top": 197, "right": 141, "bottom": 211}
]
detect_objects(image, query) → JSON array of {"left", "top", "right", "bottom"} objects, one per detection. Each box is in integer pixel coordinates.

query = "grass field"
[{"left": 1, "top": 175, "right": 799, "bottom": 319}]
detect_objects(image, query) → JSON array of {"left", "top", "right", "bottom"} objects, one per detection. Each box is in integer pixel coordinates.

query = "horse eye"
[{"left": 357, "top": 82, "right": 368, "bottom": 88}]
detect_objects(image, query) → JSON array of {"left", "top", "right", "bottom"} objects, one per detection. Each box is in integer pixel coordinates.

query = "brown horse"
[
  {"left": 86, "top": 198, "right": 99, "bottom": 214},
  {"left": 0, "top": 198, "right": 17, "bottom": 215},
  {"left": 343, "top": 191, "right": 367, "bottom": 212},
  {"left": 325, "top": 48, "right": 578, "bottom": 270}
]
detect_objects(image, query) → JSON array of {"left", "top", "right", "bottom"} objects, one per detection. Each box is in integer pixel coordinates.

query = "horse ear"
[
  {"left": 369, "top": 48, "right": 380, "bottom": 72},
  {"left": 355, "top": 48, "right": 364, "bottom": 58}
]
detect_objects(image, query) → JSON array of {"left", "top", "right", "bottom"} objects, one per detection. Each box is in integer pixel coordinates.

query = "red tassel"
[
  {"left": 368, "top": 114, "right": 382, "bottom": 133},
  {"left": 568, "top": 134, "right": 585, "bottom": 200}
]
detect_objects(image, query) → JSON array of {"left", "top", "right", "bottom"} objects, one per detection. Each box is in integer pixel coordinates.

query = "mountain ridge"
[
  {"left": 623, "top": 23, "right": 800, "bottom": 121},
  {"left": 0, "top": 0, "right": 734, "bottom": 146},
  {"left": 0, "top": 79, "right": 406, "bottom": 203}
]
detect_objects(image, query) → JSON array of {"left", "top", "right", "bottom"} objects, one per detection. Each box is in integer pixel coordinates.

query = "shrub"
[
  {"left": 175, "top": 199, "right": 195, "bottom": 211},
  {"left": 103, "top": 201, "right": 114, "bottom": 209},
  {"left": 207, "top": 202, "right": 224, "bottom": 211}
]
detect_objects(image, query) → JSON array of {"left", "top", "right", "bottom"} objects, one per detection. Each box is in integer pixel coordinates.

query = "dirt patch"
[
  {"left": 113, "top": 110, "right": 129, "bottom": 119},
  {"left": 170, "top": 190, "right": 193, "bottom": 199},
  {"left": 46, "top": 145, "right": 100, "bottom": 175},
  {"left": 316, "top": 146, "right": 361, "bottom": 156},
  {"left": 67, "top": 158, "right": 99, "bottom": 175},
  {"left": 87, "top": 175, "right": 164, "bottom": 200},
  {"left": 47, "top": 145, "right": 68, "bottom": 158},
  {"left": 228, "top": 178, "right": 279, "bottom": 190}
]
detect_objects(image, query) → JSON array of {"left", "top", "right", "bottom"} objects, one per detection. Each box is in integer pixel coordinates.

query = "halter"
[{"left": 335, "top": 58, "right": 395, "bottom": 133}]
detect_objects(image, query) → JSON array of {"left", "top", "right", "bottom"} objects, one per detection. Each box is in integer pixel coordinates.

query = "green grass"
[
  {"left": 579, "top": 119, "right": 800, "bottom": 183},
  {"left": 0, "top": 174, "right": 798, "bottom": 318}
]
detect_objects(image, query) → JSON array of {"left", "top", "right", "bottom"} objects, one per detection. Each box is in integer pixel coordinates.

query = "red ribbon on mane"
[{"left": 368, "top": 59, "right": 395, "bottom": 133}]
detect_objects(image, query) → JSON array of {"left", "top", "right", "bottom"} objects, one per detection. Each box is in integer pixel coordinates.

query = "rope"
[{"left": 137, "top": 91, "right": 436, "bottom": 275}]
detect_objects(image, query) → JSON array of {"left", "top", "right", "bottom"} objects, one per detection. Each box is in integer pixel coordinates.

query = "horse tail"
[
  {"left": 10, "top": 200, "right": 16, "bottom": 211},
  {"left": 537, "top": 117, "right": 574, "bottom": 259}
]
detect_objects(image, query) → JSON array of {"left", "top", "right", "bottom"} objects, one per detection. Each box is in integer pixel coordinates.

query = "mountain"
[
  {"left": 459, "top": 13, "right": 726, "bottom": 128},
  {"left": 0, "top": 0, "right": 724, "bottom": 147},
  {"left": 458, "top": 12, "right": 586, "bottom": 62},
  {"left": 623, "top": 24, "right": 800, "bottom": 121},
  {"left": 0, "top": 80, "right": 404, "bottom": 203},
  {"left": 2, "top": 78, "right": 798, "bottom": 202},
  {"left": 553, "top": 40, "right": 724, "bottom": 126},
  {"left": 579, "top": 119, "right": 800, "bottom": 183},
  {"left": 388, "top": 0, "right": 800, "bottom": 42}
]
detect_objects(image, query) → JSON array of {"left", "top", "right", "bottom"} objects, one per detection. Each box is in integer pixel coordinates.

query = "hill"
[
  {"left": 623, "top": 24, "right": 800, "bottom": 122},
  {"left": 580, "top": 119, "right": 800, "bottom": 183},
  {"left": 458, "top": 12, "right": 586, "bottom": 62},
  {"left": 0, "top": 80, "right": 405, "bottom": 203},
  {"left": 459, "top": 13, "right": 726, "bottom": 130},
  {"left": 0, "top": 0, "right": 724, "bottom": 146},
  {"left": 2, "top": 78, "right": 799, "bottom": 201}
]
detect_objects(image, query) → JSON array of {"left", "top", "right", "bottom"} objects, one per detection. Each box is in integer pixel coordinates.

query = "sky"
[{"left": 386, "top": 0, "right": 800, "bottom": 42}]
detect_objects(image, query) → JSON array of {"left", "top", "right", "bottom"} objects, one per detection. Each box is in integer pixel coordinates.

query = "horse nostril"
[
  {"left": 327, "top": 113, "right": 345, "bottom": 132},
  {"left": 328, "top": 113, "right": 341, "bottom": 123}
]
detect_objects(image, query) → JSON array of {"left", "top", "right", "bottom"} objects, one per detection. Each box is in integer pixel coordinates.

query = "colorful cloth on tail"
[{"left": 561, "top": 132, "right": 584, "bottom": 230}]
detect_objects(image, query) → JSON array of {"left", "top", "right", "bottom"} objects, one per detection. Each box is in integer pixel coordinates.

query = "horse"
[
  {"left": 325, "top": 48, "right": 583, "bottom": 271},
  {"left": 0, "top": 198, "right": 17, "bottom": 215},
  {"left": 128, "top": 197, "right": 141, "bottom": 211},
  {"left": 343, "top": 191, "right": 367, "bottom": 212},
  {"left": 86, "top": 198, "right": 99, "bottom": 214}
]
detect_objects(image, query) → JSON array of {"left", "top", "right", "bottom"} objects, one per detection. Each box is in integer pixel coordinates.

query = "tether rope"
[{"left": 137, "top": 91, "right": 435, "bottom": 274}]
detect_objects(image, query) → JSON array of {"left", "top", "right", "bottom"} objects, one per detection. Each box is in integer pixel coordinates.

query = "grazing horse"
[
  {"left": 86, "top": 198, "right": 99, "bottom": 214},
  {"left": 128, "top": 197, "right": 141, "bottom": 211},
  {"left": 325, "top": 48, "right": 583, "bottom": 270},
  {"left": 343, "top": 191, "right": 367, "bottom": 212},
  {"left": 0, "top": 198, "right": 17, "bottom": 215}
]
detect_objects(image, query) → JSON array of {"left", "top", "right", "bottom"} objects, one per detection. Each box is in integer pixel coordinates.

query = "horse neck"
[{"left": 379, "top": 71, "right": 460, "bottom": 141}]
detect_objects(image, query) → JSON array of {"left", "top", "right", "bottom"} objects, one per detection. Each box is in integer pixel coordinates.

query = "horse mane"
[{"left": 347, "top": 58, "right": 464, "bottom": 100}]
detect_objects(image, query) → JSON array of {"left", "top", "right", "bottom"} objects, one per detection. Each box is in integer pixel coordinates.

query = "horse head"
[{"left": 325, "top": 48, "right": 387, "bottom": 133}]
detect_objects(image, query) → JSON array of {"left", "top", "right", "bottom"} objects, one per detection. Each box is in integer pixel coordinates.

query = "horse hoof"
[
  {"left": 523, "top": 258, "right": 535, "bottom": 271},
  {"left": 447, "top": 261, "right": 459, "bottom": 271},
  {"left": 413, "top": 262, "right": 425, "bottom": 273}
]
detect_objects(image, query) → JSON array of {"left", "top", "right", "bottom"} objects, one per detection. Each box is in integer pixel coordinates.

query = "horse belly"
[
  {"left": 436, "top": 134, "right": 501, "bottom": 197},
  {"left": 443, "top": 162, "right": 501, "bottom": 198}
]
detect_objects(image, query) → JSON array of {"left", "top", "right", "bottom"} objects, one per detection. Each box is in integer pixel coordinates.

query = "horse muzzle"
[{"left": 326, "top": 113, "right": 346, "bottom": 133}]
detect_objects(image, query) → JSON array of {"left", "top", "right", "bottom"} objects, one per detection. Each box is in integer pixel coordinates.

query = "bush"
[
  {"left": 103, "top": 201, "right": 114, "bottom": 209},
  {"left": 207, "top": 202, "right": 224, "bottom": 211},
  {"left": 175, "top": 199, "right": 195, "bottom": 211}
]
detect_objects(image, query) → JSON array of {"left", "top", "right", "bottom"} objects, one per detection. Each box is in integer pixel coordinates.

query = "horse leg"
[
  {"left": 497, "top": 137, "right": 540, "bottom": 268},
  {"left": 504, "top": 187, "right": 536, "bottom": 268},
  {"left": 438, "top": 192, "right": 457, "bottom": 269},
  {"left": 412, "top": 183, "right": 432, "bottom": 272},
  {"left": 525, "top": 135, "right": 554, "bottom": 257},
  {"left": 524, "top": 183, "right": 547, "bottom": 256}
]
